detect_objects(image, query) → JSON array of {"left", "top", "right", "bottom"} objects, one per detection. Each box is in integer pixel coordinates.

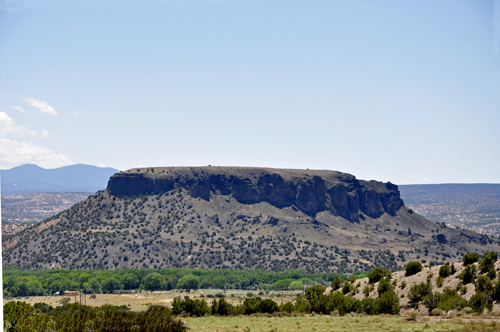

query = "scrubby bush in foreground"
[{"left": 405, "top": 261, "right": 423, "bottom": 277}]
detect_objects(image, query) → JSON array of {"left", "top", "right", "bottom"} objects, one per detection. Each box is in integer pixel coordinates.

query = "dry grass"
[
  {"left": 3, "top": 289, "right": 301, "bottom": 312},
  {"left": 182, "top": 315, "right": 500, "bottom": 332}
]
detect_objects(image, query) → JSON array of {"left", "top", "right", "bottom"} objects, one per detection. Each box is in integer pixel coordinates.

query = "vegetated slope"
[
  {"left": 400, "top": 184, "right": 500, "bottom": 236},
  {"left": 4, "top": 167, "right": 499, "bottom": 273},
  {"left": 348, "top": 258, "right": 500, "bottom": 315},
  {"left": 2, "top": 192, "right": 91, "bottom": 223},
  {"left": 1, "top": 164, "right": 119, "bottom": 194}
]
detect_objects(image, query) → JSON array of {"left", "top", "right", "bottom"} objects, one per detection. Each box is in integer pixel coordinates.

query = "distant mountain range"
[{"left": 1, "top": 164, "right": 119, "bottom": 194}]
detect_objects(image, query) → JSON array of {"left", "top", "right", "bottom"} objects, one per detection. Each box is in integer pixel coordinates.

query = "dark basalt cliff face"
[{"left": 108, "top": 167, "right": 404, "bottom": 222}]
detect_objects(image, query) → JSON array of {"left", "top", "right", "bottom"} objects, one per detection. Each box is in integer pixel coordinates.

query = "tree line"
[{"left": 3, "top": 265, "right": 361, "bottom": 297}]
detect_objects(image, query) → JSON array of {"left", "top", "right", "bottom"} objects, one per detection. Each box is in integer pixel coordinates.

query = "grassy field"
[
  {"left": 182, "top": 315, "right": 500, "bottom": 332},
  {"left": 3, "top": 289, "right": 301, "bottom": 312}
]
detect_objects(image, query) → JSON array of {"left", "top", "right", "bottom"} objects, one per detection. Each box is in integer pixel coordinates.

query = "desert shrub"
[
  {"left": 4, "top": 301, "right": 55, "bottom": 332},
  {"left": 436, "top": 276, "right": 444, "bottom": 287},
  {"left": 400, "top": 281, "right": 406, "bottom": 289},
  {"left": 211, "top": 298, "right": 229, "bottom": 316},
  {"left": 342, "top": 282, "right": 354, "bottom": 295},
  {"left": 439, "top": 262, "right": 451, "bottom": 278},
  {"left": 241, "top": 297, "right": 262, "bottom": 314},
  {"left": 423, "top": 287, "right": 467, "bottom": 312},
  {"left": 305, "top": 285, "right": 326, "bottom": 300},
  {"left": 367, "top": 267, "right": 391, "bottom": 284},
  {"left": 279, "top": 302, "right": 295, "bottom": 313},
  {"left": 479, "top": 251, "right": 498, "bottom": 273},
  {"left": 459, "top": 264, "right": 477, "bottom": 285},
  {"left": 487, "top": 267, "right": 497, "bottom": 280},
  {"left": 376, "top": 291, "right": 400, "bottom": 315},
  {"left": 357, "top": 298, "right": 379, "bottom": 315},
  {"left": 348, "top": 276, "right": 356, "bottom": 283},
  {"left": 5, "top": 301, "right": 185, "bottom": 332},
  {"left": 293, "top": 296, "right": 312, "bottom": 313},
  {"left": 462, "top": 253, "right": 479, "bottom": 266},
  {"left": 475, "top": 275, "right": 492, "bottom": 293},
  {"left": 491, "top": 280, "right": 500, "bottom": 301},
  {"left": 451, "top": 263, "right": 456, "bottom": 275},
  {"left": 408, "top": 282, "right": 432, "bottom": 304},
  {"left": 331, "top": 276, "right": 344, "bottom": 291},
  {"left": 405, "top": 261, "right": 423, "bottom": 277},
  {"left": 469, "top": 292, "right": 493, "bottom": 313},
  {"left": 259, "top": 299, "right": 279, "bottom": 314},
  {"left": 363, "top": 285, "right": 371, "bottom": 297},
  {"left": 171, "top": 297, "right": 209, "bottom": 317},
  {"left": 377, "top": 277, "right": 393, "bottom": 296}
]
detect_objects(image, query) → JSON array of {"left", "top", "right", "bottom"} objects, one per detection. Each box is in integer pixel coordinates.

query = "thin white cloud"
[
  {"left": 22, "top": 97, "right": 58, "bottom": 116},
  {"left": 0, "top": 111, "right": 74, "bottom": 169},
  {"left": 13, "top": 105, "right": 25, "bottom": 113},
  {"left": 73, "top": 110, "right": 83, "bottom": 116},
  {"left": 0, "top": 112, "right": 37, "bottom": 138},
  {"left": 0, "top": 138, "right": 74, "bottom": 169},
  {"left": 41, "top": 130, "right": 52, "bottom": 138}
]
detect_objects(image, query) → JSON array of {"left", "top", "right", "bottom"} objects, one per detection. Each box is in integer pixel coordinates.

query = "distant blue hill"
[{"left": 1, "top": 164, "right": 119, "bottom": 194}]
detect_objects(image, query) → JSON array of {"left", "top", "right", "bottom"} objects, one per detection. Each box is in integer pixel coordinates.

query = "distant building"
[{"left": 113, "top": 290, "right": 137, "bottom": 294}]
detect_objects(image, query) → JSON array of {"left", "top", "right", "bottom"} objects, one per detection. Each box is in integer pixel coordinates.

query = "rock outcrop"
[{"left": 107, "top": 167, "right": 404, "bottom": 222}]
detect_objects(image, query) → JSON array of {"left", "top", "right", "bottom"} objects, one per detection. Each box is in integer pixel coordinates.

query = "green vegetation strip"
[{"left": 3, "top": 266, "right": 359, "bottom": 297}]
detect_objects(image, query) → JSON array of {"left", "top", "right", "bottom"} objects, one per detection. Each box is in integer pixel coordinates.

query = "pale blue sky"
[{"left": 0, "top": 0, "right": 499, "bottom": 184}]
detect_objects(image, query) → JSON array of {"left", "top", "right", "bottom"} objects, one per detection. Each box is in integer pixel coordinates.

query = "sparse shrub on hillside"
[
  {"left": 491, "top": 279, "right": 500, "bottom": 301},
  {"left": 462, "top": 252, "right": 479, "bottom": 266},
  {"left": 479, "top": 251, "right": 498, "bottom": 273},
  {"left": 367, "top": 267, "right": 391, "bottom": 284},
  {"left": 405, "top": 261, "right": 423, "bottom": 277},
  {"left": 459, "top": 264, "right": 477, "bottom": 285},
  {"left": 436, "top": 276, "right": 444, "bottom": 287},
  {"left": 487, "top": 267, "right": 497, "bottom": 280},
  {"left": 469, "top": 292, "right": 493, "bottom": 313},
  {"left": 475, "top": 275, "right": 492, "bottom": 293},
  {"left": 331, "top": 276, "right": 344, "bottom": 291},
  {"left": 439, "top": 262, "right": 451, "bottom": 278},
  {"left": 342, "top": 282, "right": 355, "bottom": 295},
  {"left": 377, "top": 277, "right": 393, "bottom": 296},
  {"left": 423, "top": 287, "right": 467, "bottom": 312},
  {"left": 408, "top": 282, "right": 432, "bottom": 304}
]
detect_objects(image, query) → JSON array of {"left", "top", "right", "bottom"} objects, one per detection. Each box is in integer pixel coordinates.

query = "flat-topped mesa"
[{"left": 107, "top": 167, "right": 404, "bottom": 222}]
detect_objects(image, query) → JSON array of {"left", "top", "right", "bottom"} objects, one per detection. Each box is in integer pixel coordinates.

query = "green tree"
[
  {"left": 367, "top": 267, "right": 391, "bottom": 284},
  {"left": 479, "top": 251, "right": 498, "bottom": 273},
  {"left": 176, "top": 274, "right": 200, "bottom": 291},
  {"left": 405, "top": 261, "right": 423, "bottom": 277},
  {"left": 141, "top": 272, "right": 166, "bottom": 291},
  {"left": 462, "top": 252, "right": 479, "bottom": 266}
]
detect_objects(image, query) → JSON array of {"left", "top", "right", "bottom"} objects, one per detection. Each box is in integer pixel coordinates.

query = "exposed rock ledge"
[{"left": 107, "top": 167, "right": 404, "bottom": 222}]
